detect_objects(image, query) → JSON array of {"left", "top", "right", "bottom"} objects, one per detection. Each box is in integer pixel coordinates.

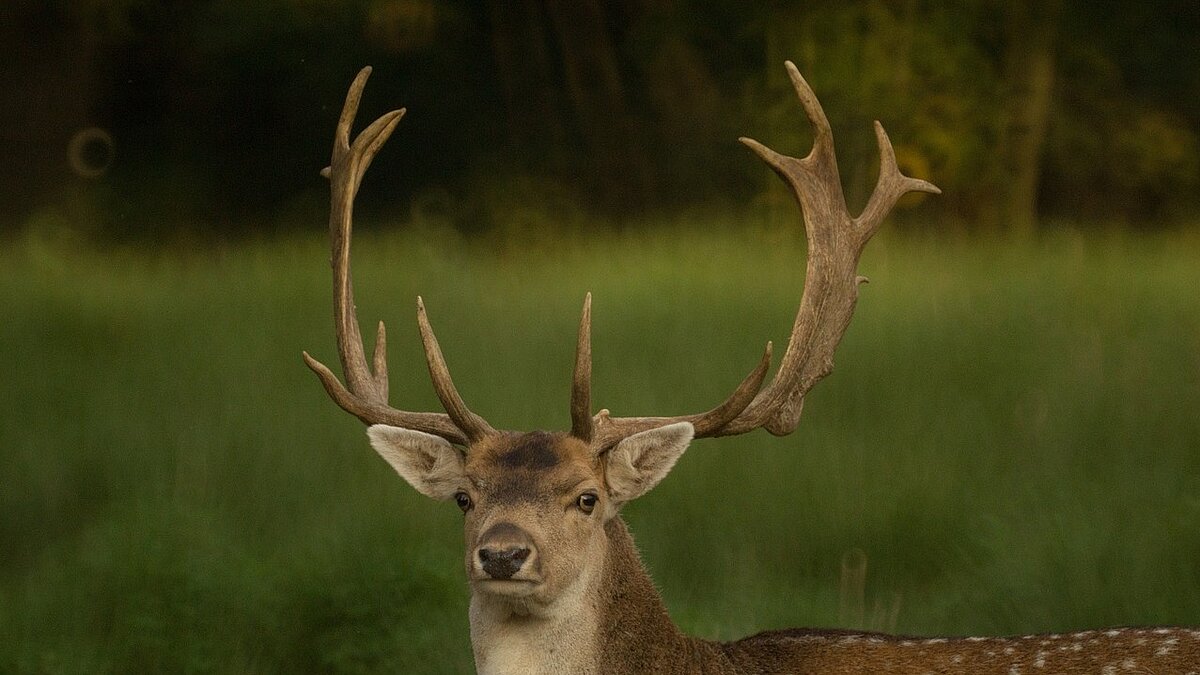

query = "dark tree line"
[{"left": 2, "top": 0, "right": 1197, "bottom": 239}]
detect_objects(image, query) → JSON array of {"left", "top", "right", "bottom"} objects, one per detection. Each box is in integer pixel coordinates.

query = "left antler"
[{"left": 577, "top": 61, "right": 940, "bottom": 450}]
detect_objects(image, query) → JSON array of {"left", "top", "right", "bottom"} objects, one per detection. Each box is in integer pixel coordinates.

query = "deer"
[{"left": 302, "top": 64, "right": 1200, "bottom": 675}]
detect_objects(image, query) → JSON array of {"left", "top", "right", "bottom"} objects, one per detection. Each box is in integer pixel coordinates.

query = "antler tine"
[
  {"left": 302, "top": 350, "right": 467, "bottom": 442},
  {"left": 304, "top": 67, "right": 486, "bottom": 447},
  {"left": 739, "top": 63, "right": 845, "bottom": 207},
  {"left": 416, "top": 297, "right": 496, "bottom": 443},
  {"left": 785, "top": 61, "right": 837, "bottom": 168},
  {"left": 856, "top": 121, "right": 942, "bottom": 236},
  {"left": 372, "top": 320, "right": 389, "bottom": 401},
  {"left": 588, "top": 61, "right": 938, "bottom": 448},
  {"left": 588, "top": 341, "right": 774, "bottom": 451},
  {"left": 570, "top": 293, "right": 594, "bottom": 442}
]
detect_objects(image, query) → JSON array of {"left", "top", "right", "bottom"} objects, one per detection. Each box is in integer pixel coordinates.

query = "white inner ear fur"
[
  {"left": 605, "top": 421, "right": 695, "bottom": 506},
  {"left": 366, "top": 425, "right": 465, "bottom": 500}
]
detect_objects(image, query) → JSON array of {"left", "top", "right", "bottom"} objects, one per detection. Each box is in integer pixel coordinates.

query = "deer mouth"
[{"left": 474, "top": 577, "right": 542, "bottom": 597}]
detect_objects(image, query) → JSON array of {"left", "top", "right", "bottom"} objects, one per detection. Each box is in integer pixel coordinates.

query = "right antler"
[
  {"left": 578, "top": 61, "right": 940, "bottom": 450},
  {"left": 303, "top": 67, "right": 495, "bottom": 447}
]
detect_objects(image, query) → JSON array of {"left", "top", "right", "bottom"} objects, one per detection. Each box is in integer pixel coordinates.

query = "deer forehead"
[{"left": 466, "top": 432, "right": 599, "bottom": 502}]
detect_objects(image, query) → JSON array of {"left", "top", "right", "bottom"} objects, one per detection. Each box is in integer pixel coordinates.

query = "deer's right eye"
[{"left": 454, "top": 492, "right": 473, "bottom": 513}]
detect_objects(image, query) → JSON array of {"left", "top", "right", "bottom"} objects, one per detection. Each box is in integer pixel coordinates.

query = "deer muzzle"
[{"left": 475, "top": 522, "right": 537, "bottom": 581}]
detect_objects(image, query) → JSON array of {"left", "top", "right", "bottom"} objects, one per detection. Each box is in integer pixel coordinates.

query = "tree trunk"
[
  {"left": 999, "top": 2, "right": 1061, "bottom": 234},
  {"left": 0, "top": 3, "right": 104, "bottom": 224},
  {"left": 485, "top": 0, "right": 565, "bottom": 157},
  {"left": 543, "top": 0, "right": 651, "bottom": 208}
]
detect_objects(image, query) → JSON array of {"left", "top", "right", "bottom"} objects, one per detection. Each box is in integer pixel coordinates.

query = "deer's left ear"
[{"left": 604, "top": 422, "right": 695, "bottom": 505}]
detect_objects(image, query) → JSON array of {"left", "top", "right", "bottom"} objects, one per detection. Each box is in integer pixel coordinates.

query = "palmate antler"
[
  {"left": 306, "top": 63, "right": 938, "bottom": 451},
  {"left": 575, "top": 62, "right": 940, "bottom": 450}
]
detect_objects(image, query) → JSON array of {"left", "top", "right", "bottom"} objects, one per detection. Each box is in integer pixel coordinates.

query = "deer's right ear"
[{"left": 367, "top": 425, "right": 465, "bottom": 500}]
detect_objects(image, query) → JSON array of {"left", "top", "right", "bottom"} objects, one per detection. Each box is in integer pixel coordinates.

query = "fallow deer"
[{"left": 303, "top": 65, "right": 1200, "bottom": 674}]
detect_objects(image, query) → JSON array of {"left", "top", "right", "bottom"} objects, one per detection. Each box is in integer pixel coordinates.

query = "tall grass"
[{"left": 2, "top": 223, "right": 1198, "bottom": 673}]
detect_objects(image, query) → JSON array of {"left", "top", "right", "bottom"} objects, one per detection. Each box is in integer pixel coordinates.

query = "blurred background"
[
  {"left": 1, "top": 1, "right": 1198, "bottom": 673},
  {"left": 3, "top": 0, "right": 1199, "bottom": 239}
]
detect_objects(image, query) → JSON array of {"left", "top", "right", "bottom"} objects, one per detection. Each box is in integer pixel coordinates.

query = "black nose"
[{"left": 478, "top": 546, "right": 531, "bottom": 580}]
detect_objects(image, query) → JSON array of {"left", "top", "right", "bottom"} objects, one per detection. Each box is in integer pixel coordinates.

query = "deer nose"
[
  {"left": 478, "top": 546, "right": 531, "bottom": 580},
  {"left": 475, "top": 522, "right": 536, "bottom": 580}
]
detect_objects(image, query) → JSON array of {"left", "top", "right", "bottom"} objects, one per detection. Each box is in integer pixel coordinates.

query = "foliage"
[
  {"left": 1047, "top": 42, "right": 1200, "bottom": 223},
  {"left": 1, "top": 1, "right": 1197, "bottom": 237}
]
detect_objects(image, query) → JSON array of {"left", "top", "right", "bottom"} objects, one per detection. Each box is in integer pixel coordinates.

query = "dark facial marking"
[
  {"left": 497, "top": 432, "right": 561, "bottom": 471},
  {"left": 482, "top": 432, "right": 572, "bottom": 504}
]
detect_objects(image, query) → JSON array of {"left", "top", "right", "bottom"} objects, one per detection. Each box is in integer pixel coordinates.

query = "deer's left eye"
[{"left": 576, "top": 493, "right": 598, "bottom": 514}]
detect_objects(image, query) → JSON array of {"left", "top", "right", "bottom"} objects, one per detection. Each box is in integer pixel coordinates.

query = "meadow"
[{"left": 2, "top": 220, "right": 1198, "bottom": 673}]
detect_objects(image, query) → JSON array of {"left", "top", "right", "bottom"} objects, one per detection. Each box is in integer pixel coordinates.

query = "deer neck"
[{"left": 468, "top": 516, "right": 692, "bottom": 675}]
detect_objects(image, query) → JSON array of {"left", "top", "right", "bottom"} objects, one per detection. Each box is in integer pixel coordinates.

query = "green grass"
[{"left": 2, "top": 222, "right": 1199, "bottom": 673}]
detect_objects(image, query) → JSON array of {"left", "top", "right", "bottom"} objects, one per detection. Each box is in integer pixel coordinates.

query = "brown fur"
[
  {"left": 369, "top": 428, "right": 1199, "bottom": 674},
  {"left": 594, "top": 517, "right": 1200, "bottom": 674}
]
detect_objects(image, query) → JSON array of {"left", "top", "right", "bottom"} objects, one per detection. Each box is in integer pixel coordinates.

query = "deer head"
[
  {"left": 365, "top": 422, "right": 694, "bottom": 610},
  {"left": 305, "top": 64, "right": 939, "bottom": 668},
  {"left": 302, "top": 64, "right": 936, "bottom": 613}
]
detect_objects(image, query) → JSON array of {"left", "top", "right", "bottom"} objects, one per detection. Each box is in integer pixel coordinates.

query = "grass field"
[{"left": 2, "top": 221, "right": 1198, "bottom": 673}]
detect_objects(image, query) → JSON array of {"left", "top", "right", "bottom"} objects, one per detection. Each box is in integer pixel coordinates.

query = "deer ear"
[
  {"left": 605, "top": 422, "right": 695, "bottom": 505},
  {"left": 367, "top": 425, "right": 465, "bottom": 500}
]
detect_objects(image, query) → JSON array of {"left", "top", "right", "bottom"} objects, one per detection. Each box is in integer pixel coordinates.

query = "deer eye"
[
  {"left": 454, "top": 492, "right": 473, "bottom": 513},
  {"left": 576, "top": 493, "right": 598, "bottom": 514}
]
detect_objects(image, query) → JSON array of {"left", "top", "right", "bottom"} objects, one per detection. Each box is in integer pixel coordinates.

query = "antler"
[
  {"left": 302, "top": 67, "right": 495, "bottom": 446},
  {"left": 581, "top": 61, "right": 940, "bottom": 450},
  {"left": 305, "top": 64, "right": 935, "bottom": 453}
]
